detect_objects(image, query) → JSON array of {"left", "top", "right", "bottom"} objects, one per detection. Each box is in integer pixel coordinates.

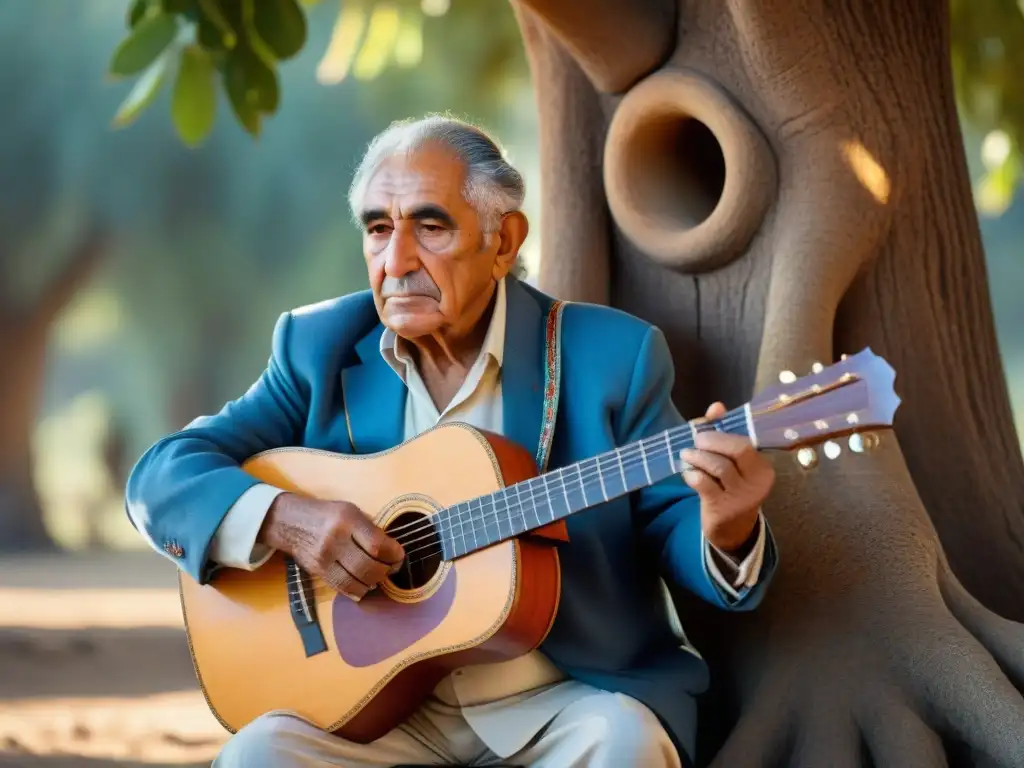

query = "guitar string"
[
  {"left": 284, "top": 411, "right": 749, "bottom": 585},
  {"left": 286, "top": 412, "right": 752, "bottom": 591},
  {"left": 288, "top": 421, "right": 741, "bottom": 601},
  {"left": 377, "top": 410, "right": 748, "bottom": 545},
  {"left": 383, "top": 411, "right": 749, "bottom": 548}
]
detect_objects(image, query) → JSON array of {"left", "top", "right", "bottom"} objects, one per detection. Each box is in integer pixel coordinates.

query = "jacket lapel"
[
  {"left": 341, "top": 324, "right": 407, "bottom": 455},
  {"left": 501, "top": 277, "right": 547, "bottom": 466}
]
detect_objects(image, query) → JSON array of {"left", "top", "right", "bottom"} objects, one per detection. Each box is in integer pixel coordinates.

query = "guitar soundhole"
[{"left": 386, "top": 510, "right": 443, "bottom": 591}]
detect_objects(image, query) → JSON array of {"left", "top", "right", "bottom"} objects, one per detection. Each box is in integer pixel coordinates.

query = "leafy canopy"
[{"left": 108, "top": 0, "right": 1024, "bottom": 209}]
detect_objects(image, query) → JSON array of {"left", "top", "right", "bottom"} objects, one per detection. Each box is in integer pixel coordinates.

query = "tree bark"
[
  {"left": 513, "top": 0, "right": 1024, "bottom": 765},
  {"left": 0, "top": 230, "right": 106, "bottom": 552}
]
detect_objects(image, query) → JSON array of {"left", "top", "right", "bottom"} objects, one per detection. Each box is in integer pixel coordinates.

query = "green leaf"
[
  {"left": 111, "top": 52, "right": 171, "bottom": 129},
  {"left": 109, "top": 11, "right": 179, "bottom": 77},
  {"left": 196, "top": 0, "right": 238, "bottom": 51},
  {"left": 127, "top": 0, "right": 155, "bottom": 28},
  {"left": 225, "top": 47, "right": 280, "bottom": 114},
  {"left": 245, "top": 0, "right": 307, "bottom": 60},
  {"left": 172, "top": 45, "right": 218, "bottom": 147},
  {"left": 223, "top": 47, "right": 280, "bottom": 137}
]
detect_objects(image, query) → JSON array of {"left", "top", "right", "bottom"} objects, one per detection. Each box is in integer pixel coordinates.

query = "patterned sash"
[{"left": 534, "top": 300, "right": 567, "bottom": 473}]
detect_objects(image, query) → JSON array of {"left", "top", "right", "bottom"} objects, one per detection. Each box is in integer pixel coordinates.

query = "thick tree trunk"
[
  {"left": 514, "top": 0, "right": 1024, "bottom": 765},
  {"left": 0, "top": 314, "right": 53, "bottom": 550},
  {"left": 0, "top": 231, "right": 106, "bottom": 552}
]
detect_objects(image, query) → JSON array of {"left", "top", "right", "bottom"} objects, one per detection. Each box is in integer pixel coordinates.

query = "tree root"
[
  {"left": 939, "top": 558, "right": 1024, "bottom": 691},
  {"left": 858, "top": 692, "right": 948, "bottom": 767},
  {"left": 701, "top": 440, "right": 1024, "bottom": 768}
]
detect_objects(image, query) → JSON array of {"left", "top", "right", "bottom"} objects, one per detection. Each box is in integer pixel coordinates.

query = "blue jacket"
[{"left": 125, "top": 276, "right": 777, "bottom": 761}]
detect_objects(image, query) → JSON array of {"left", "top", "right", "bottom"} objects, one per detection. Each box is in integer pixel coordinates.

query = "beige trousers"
[{"left": 212, "top": 685, "right": 681, "bottom": 768}]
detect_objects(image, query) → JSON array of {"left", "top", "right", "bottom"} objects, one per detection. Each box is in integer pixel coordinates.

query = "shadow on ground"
[{"left": 0, "top": 552, "right": 226, "bottom": 767}]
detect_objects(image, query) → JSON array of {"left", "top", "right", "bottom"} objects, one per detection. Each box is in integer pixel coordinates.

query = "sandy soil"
[{"left": 0, "top": 552, "right": 227, "bottom": 767}]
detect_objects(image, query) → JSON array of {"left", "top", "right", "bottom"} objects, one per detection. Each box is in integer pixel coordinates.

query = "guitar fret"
[
  {"left": 575, "top": 462, "right": 589, "bottom": 507},
  {"left": 597, "top": 456, "right": 609, "bottom": 501},
  {"left": 616, "top": 450, "right": 627, "bottom": 492},
  {"left": 639, "top": 439, "right": 653, "bottom": 485},
  {"left": 565, "top": 468, "right": 573, "bottom": 518},
  {"left": 492, "top": 491, "right": 505, "bottom": 539}
]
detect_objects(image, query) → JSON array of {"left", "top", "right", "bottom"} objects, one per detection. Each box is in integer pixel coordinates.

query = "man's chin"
[{"left": 383, "top": 312, "right": 442, "bottom": 340}]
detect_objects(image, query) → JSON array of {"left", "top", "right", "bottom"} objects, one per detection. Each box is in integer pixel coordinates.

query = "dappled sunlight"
[
  {"left": 0, "top": 691, "right": 225, "bottom": 764},
  {"left": 0, "top": 588, "right": 182, "bottom": 630},
  {"left": 975, "top": 128, "right": 1019, "bottom": 216},
  {"left": 32, "top": 391, "right": 140, "bottom": 551},
  {"left": 316, "top": 0, "right": 433, "bottom": 85},
  {"left": 840, "top": 139, "right": 891, "bottom": 204},
  {"left": 0, "top": 556, "right": 217, "bottom": 764}
]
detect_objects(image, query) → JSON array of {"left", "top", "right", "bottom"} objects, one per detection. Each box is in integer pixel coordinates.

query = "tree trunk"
[
  {"left": 513, "top": 0, "right": 1024, "bottom": 765},
  {"left": 0, "top": 230, "right": 107, "bottom": 552},
  {"left": 0, "top": 313, "right": 54, "bottom": 550}
]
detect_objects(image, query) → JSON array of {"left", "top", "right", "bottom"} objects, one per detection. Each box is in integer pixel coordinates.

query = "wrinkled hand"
[
  {"left": 260, "top": 493, "right": 405, "bottom": 601},
  {"left": 682, "top": 401, "right": 775, "bottom": 553}
]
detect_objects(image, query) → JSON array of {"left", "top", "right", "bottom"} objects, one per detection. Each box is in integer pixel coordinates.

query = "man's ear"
[{"left": 492, "top": 211, "right": 529, "bottom": 278}]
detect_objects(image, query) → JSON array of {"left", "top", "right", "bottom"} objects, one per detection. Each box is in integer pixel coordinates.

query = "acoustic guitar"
[{"left": 179, "top": 348, "right": 900, "bottom": 741}]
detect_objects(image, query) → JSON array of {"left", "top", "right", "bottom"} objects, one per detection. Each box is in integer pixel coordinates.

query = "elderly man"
[{"left": 125, "top": 115, "right": 778, "bottom": 768}]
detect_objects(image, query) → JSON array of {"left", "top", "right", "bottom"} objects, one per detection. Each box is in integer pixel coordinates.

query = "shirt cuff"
[
  {"left": 703, "top": 511, "right": 767, "bottom": 600},
  {"left": 208, "top": 483, "right": 285, "bottom": 570}
]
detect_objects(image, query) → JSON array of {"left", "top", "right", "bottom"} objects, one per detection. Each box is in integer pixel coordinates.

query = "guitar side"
[{"left": 177, "top": 423, "right": 563, "bottom": 743}]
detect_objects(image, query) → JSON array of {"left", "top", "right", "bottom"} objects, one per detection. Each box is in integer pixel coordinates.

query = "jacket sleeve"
[
  {"left": 124, "top": 311, "right": 307, "bottom": 584},
  {"left": 620, "top": 326, "right": 778, "bottom": 611}
]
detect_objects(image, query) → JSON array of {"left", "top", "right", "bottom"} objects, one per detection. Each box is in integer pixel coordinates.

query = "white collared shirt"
[{"left": 379, "top": 278, "right": 507, "bottom": 441}]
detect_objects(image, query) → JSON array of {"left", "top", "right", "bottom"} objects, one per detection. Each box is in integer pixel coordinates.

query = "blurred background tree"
[
  {"left": 0, "top": 0, "right": 535, "bottom": 549},
  {"left": 0, "top": 0, "right": 1021, "bottom": 552}
]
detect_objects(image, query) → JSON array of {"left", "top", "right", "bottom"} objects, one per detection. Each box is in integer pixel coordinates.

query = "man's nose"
[{"left": 383, "top": 225, "right": 420, "bottom": 278}]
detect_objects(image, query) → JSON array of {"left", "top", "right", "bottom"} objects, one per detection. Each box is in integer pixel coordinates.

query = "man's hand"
[
  {"left": 258, "top": 493, "right": 405, "bottom": 601},
  {"left": 681, "top": 401, "right": 775, "bottom": 553}
]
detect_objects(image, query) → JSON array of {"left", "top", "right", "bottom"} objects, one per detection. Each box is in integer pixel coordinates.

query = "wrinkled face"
[{"left": 358, "top": 144, "right": 523, "bottom": 340}]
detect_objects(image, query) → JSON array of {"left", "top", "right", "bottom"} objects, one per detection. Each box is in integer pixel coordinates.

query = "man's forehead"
[{"left": 363, "top": 147, "right": 466, "bottom": 205}]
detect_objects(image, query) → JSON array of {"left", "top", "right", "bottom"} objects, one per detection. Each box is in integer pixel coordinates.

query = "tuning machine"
[
  {"left": 848, "top": 432, "right": 880, "bottom": 453},
  {"left": 778, "top": 354, "right": 849, "bottom": 384}
]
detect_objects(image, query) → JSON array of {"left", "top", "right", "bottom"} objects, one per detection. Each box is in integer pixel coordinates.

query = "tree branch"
[
  {"left": 511, "top": 0, "right": 676, "bottom": 93},
  {"left": 33, "top": 227, "right": 108, "bottom": 327}
]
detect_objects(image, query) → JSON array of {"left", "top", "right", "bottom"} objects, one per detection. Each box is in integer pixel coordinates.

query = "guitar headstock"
[{"left": 749, "top": 348, "right": 900, "bottom": 452}]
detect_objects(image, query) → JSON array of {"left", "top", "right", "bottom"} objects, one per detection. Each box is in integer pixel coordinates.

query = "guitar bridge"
[{"left": 284, "top": 555, "right": 328, "bottom": 657}]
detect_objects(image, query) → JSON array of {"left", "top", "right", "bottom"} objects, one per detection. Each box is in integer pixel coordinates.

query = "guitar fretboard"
[{"left": 433, "top": 405, "right": 752, "bottom": 560}]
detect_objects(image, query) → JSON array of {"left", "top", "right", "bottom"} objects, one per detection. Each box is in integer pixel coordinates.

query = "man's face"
[{"left": 359, "top": 144, "right": 524, "bottom": 339}]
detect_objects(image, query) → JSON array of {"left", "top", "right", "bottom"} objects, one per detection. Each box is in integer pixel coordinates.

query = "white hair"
[{"left": 347, "top": 114, "right": 526, "bottom": 233}]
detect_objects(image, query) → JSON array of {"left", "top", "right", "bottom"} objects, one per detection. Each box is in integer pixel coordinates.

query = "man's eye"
[
  {"left": 367, "top": 224, "right": 391, "bottom": 235},
  {"left": 421, "top": 223, "right": 444, "bottom": 233}
]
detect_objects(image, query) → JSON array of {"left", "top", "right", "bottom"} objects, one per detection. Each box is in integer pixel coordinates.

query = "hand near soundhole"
[
  {"left": 682, "top": 401, "right": 775, "bottom": 554},
  {"left": 259, "top": 493, "right": 406, "bottom": 601}
]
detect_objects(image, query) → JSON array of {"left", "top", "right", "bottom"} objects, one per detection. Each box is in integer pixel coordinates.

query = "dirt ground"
[{"left": 0, "top": 551, "right": 227, "bottom": 767}]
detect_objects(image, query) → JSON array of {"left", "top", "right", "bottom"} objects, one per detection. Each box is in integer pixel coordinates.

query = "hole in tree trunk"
[
  {"left": 629, "top": 115, "right": 726, "bottom": 230},
  {"left": 605, "top": 68, "right": 776, "bottom": 273}
]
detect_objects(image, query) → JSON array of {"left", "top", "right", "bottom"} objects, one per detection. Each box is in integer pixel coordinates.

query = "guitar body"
[{"left": 179, "top": 423, "right": 564, "bottom": 743}]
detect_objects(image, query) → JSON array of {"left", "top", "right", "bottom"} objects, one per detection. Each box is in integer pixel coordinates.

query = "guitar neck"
[{"left": 436, "top": 404, "right": 754, "bottom": 560}]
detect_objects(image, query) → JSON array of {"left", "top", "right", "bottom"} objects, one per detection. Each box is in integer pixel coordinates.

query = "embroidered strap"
[{"left": 535, "top": 300, "right": 567, "bottom": 473}]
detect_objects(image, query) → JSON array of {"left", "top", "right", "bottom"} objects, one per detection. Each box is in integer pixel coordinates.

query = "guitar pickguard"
[{"left": 331, "top": 566, "right": 457, "bottom": 667}]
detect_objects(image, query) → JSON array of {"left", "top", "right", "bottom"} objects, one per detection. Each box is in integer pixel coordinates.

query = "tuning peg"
[
  {"left": 811, "top": 362, "right": 824, "bottom": 373},
  {"left": 823, "top": 440, "right": 841, "bottom": 459},
  {"left": 779, "top": 370, "right": 797, "bottom": 383},
  {"left": 849, "top": 432, "right": 880, "bottom": 453},
  {"left": 796, "top": 447, "right": 818, "bottom": 468}
]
